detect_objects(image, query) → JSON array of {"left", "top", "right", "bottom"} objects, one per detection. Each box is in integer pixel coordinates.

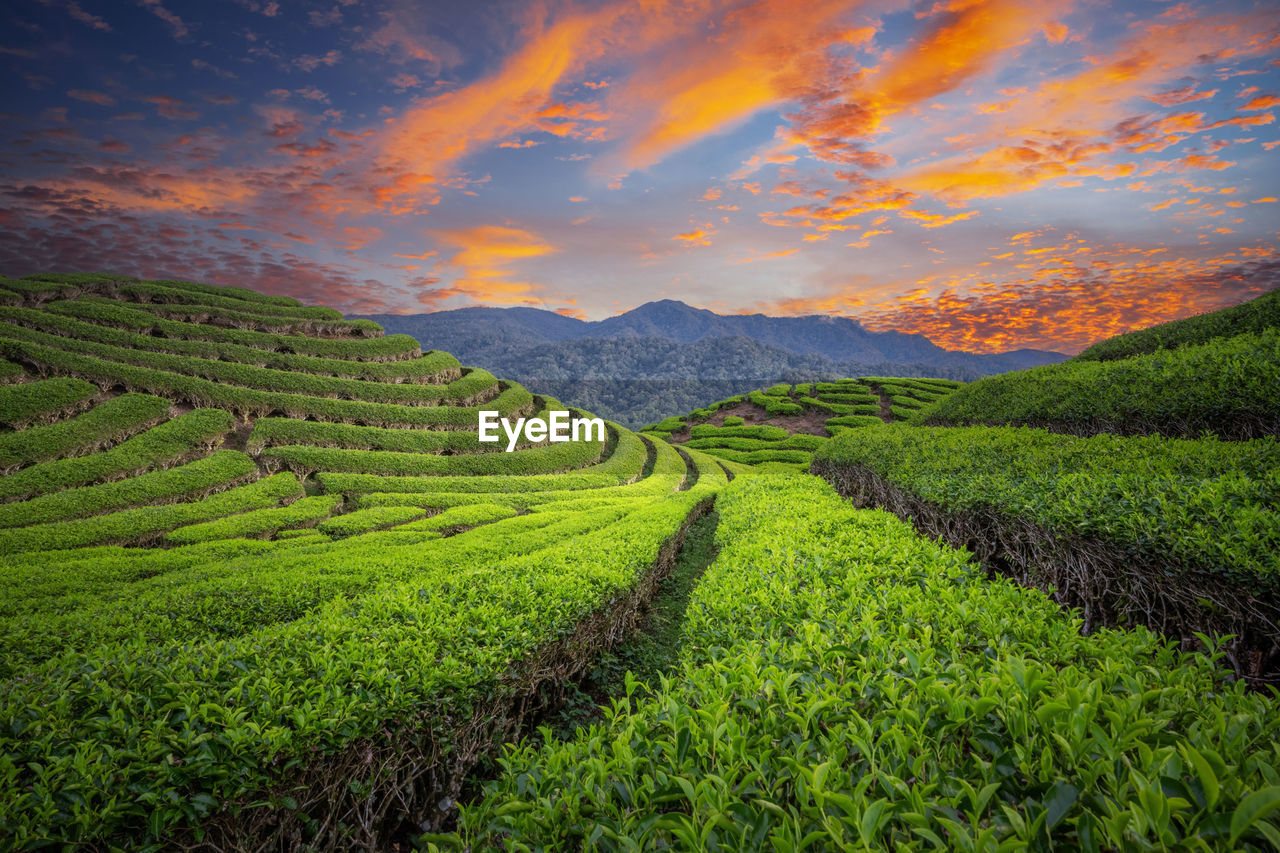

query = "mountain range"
[{"left": 360, "top": 300, "right": 1066, "bottom": 426}]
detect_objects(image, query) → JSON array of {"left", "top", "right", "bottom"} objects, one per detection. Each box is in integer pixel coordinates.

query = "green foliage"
[
  {"left": 0, "top": 377, "right": 96, "bottom": 428},
  {"left": 746, "top": 390, "right": 802, "bottom": 416},
  {"left": 823, "top": 414, "right": 883, "bottom": 429},
  {"left": 262, "top": 429, "right": 604, "bottom": 479},
  {"left": 388, "top": 503, "right": 520, "bottom": 536},
  {"left": 318, "top": 426, "right": 646, "bottom": 495},
  {"left": 247, "top": 417, "right": 506, "bottom": 455},
  {"left": 694, "top": 447, "right": 813, "bottom": 465},
  {"left": 764, "top": 383, "right": 791, "bottom": 396},
  {"left": 0, "top": 320, "right": 492, "bottom": 407},
  {"left": 689, "top": 424, "right": 788, "bottom": 441},
  {"left": 0, "top": 393, "right": 170, "bottom": 471},
  {"left": 813, "top": 391, "right": 877, "bottom": 404},
  {"left": 686, "top": 435, "right": 824, "bottom": 453},
  {"left": 923, "top": 329, "right": 1280, "bottom": 438},
  {"left": 458, "top": 475, "right": 1280, "bottom": 852},
  {"left": 138, "top": 278, "right": 302, "bottom": 308},
  {"left": 0, "top": 450, "right": 258, "bottom": 532},
  {"left": 49, "top": 299, "right": 421, "bottom": 361},
  {"left": 799, "top": 395, "right": 880, "bottom": 415},
  {"left": 74, "top": 293, "right": 373, "bottom": 338},
  {"left": 812, "top": 423, "right": 1280, "bottom": 588},
  {"left": 0, "top": 467, "right": 296, "bottom": 556},
  {"left": 317, "top": 505, "right": 426, "bottom": 537},
  {"left": 721, "top": 415, "right": 745, "bottom": 426},
  {"left": 1076, "top": 289, "right": 1280, "bottom": 361},
  {"left": 165, "top": 494, "right": 340, "bottom": 545},
  {"left": 115, "top": 281, "right": 343, "bottom": 321},
  {"left": 0, "top": 480, "right": 715, "bottom": 846},
  {"left": 0, "top": 337, "right": 532, "bottom": 427},
  {"left": 0, "top": 304, "right": 457, "bottom": 382},
  {"left": 642, "top": 415, "right": 685, "bottom": 433},
  {"left": 0, "top": 408, "right": 232, "bottom": 502}
]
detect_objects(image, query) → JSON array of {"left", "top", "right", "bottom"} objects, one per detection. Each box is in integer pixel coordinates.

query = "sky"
[{"left": 1, "top": 0, "right": 1278, "bottom": 354}]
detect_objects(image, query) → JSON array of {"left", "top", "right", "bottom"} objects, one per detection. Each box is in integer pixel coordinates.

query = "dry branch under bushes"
[
  {"left": 811, "top": 459, "right": 1280, "bottom": 687},
  {"left": 173, "top": 496, "right": 718, "bottom": 853}
]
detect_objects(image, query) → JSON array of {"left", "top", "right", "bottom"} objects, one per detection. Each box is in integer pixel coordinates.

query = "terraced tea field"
[
  {"left": 641, "top": 376, "right": 962, "bottom": 470},
  {"left": 1, "top": 274, "right": 1277, "bottom": 851}
]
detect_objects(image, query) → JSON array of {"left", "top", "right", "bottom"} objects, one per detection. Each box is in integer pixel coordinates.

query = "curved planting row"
[
  {"left": 48, "top": 298, "right": 423, "bottom": 361},
  {"left": 0, "top": 303, "right": 458, "bottom": 382},
  {"left": 456, "top": 474, "right": 1280, "bottom": 852},
  {"left": 923, "top": 309, "right": 1280, "bottom": 439},
  {"left": 811, "top": 423, "right": 1280, "bottom": 684},
  {"left": 0, "top": 274, "right": 727, "bottom": 849},
  {"left": 1075, "top": 288, "right": 1280, "bottom": 362},
  {"left": 641, "top": 376, "right": 963, "bottom": 468}
]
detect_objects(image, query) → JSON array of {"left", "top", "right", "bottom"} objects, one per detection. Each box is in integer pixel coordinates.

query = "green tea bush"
[
  {"left": 395, "top": 503, "right": 518, "bottom": 534},
  {"left": 0, "top": 321, "right": 494, "bottom": 407},
  {"left": 689, "top": 424, "right": 788, "bottom": 441},
  {"left": 165, "top": 494, "right": 340, "bottom": 545},
  {"left": 49, "top": 300, "right": 421, "bottom": 361},
  {"left": 116, "top": 282, "right": 342, "bottom": 321},
  {"left": 697, "top": 447, "right": 813, "bottom": 465},
  {"left": 0, "top": 393, "right": 170, "bottom": 471},
  {"left": 458, "top": 475, "right": 1280, "bottom": 852},
  {"left": 0, "top": 408, "right": 232, "bottom": 501},
  {"left": 262, "top": 430, "right": 604, "bottom": 479},
  {"left": 0, "top": 304, "right": 457, "bottom": 382},
  {"left": 140, "top": 278, "right": 302, "bottom": 307},
  {"left": 0, "top": 479, "right": 717, "bottom": 847},
  {"left": 812, "top": 423, "right": 1280, "bottom": 679},
  {"left": 923, "top": 330, "right": 1280, "bottom": 438},
  {"left": 824, "top": 414, "right": 883, "bottom": 430},
  {"left": 0, "top": 338, "right": 532, "bottom": 427},
  {"left": 746, "top": 390, "right": 802, "bottom": 416},
  {"left": 316, "top": 505, "right": 426, "bottom": 537},
  {"left": 1076, "top": 289, "right": 1280, "bottom": 361},
  {"left": 0, "top": 450, "right": 258, "bottom": 530},
  {"left": 0, "top": 467, "right": 297, "bottom": 555},
  {"left": 0, "top": 377, "right": 96, "bottom": 428},
  {"left": 318, "top": 426, "right": 646, "bottom": 495}
]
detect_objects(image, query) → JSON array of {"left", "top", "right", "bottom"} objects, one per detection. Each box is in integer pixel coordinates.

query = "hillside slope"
[
  {"left": 1074, "top": 287, "right": 1280, "bottom": 361},
  {"left": 2, "top": 273, "right": 1277, "bottom": 853},
  {"left": 0, "top": 272, "right": 724, "bottom": 849},
  {"left": 922, "top": 316, "right": 1280, "bottom": 438}
]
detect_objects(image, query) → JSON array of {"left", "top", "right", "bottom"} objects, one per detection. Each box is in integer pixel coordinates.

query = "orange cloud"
[
  {"left": 732, "top": 247, "right": 799, "bottom": 263},
  {"left": 427, "top": 224, "right": 558, "bottom": 306},
  {"left": 673, "top": 224, "right": 714, "bottom": 246},
  {"left": 609, "top": 0, "right": 862, "bottom": 170},
  {"left": 753, "top": 236, "right": 1279, "bottom": 354},
  {"left": 1241, "top": 94, "right": 1280, "bottom": 110}
]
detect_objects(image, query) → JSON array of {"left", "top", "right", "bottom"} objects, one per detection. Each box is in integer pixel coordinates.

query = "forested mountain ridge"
[{"left": 361, "top": 300, "right": 1065, "bottom": 425}]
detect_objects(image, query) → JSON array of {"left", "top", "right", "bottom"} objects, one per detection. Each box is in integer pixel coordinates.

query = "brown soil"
[
  {"left": 664, "top": 400, "right": 831, "bottom": 442},
  {"left": 223, "top": 418, "right": 256, "bottom": 454},
  {"left": 865, "top": 382, "right": 895, "bottom": 423}
]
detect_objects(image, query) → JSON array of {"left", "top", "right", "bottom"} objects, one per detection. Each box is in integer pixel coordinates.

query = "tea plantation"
[{"left": 0, "top": 273, "right": 1276, "bottom": 851}]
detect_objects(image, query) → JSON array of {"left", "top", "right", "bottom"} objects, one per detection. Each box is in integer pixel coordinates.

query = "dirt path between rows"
[{"left": 663, "top": 400, "right": 830, "bottom": 442}]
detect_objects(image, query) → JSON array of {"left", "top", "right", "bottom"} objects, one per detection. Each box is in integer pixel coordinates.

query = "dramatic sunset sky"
[{"left": 2, "top": 0, "right": 1278, "bottom": 353}]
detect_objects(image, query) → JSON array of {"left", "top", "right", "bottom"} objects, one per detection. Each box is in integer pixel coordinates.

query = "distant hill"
[{"left": 360, "top": 300, "right": 1065, "bottom": 426}]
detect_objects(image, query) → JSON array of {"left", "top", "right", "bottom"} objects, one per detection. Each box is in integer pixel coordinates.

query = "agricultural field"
[
  {"left": 0, "top": 273, "right": 1277, "bottom": 851},
  {"left": 640, "top": 376, "right": 963, "bottom": 469}
]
